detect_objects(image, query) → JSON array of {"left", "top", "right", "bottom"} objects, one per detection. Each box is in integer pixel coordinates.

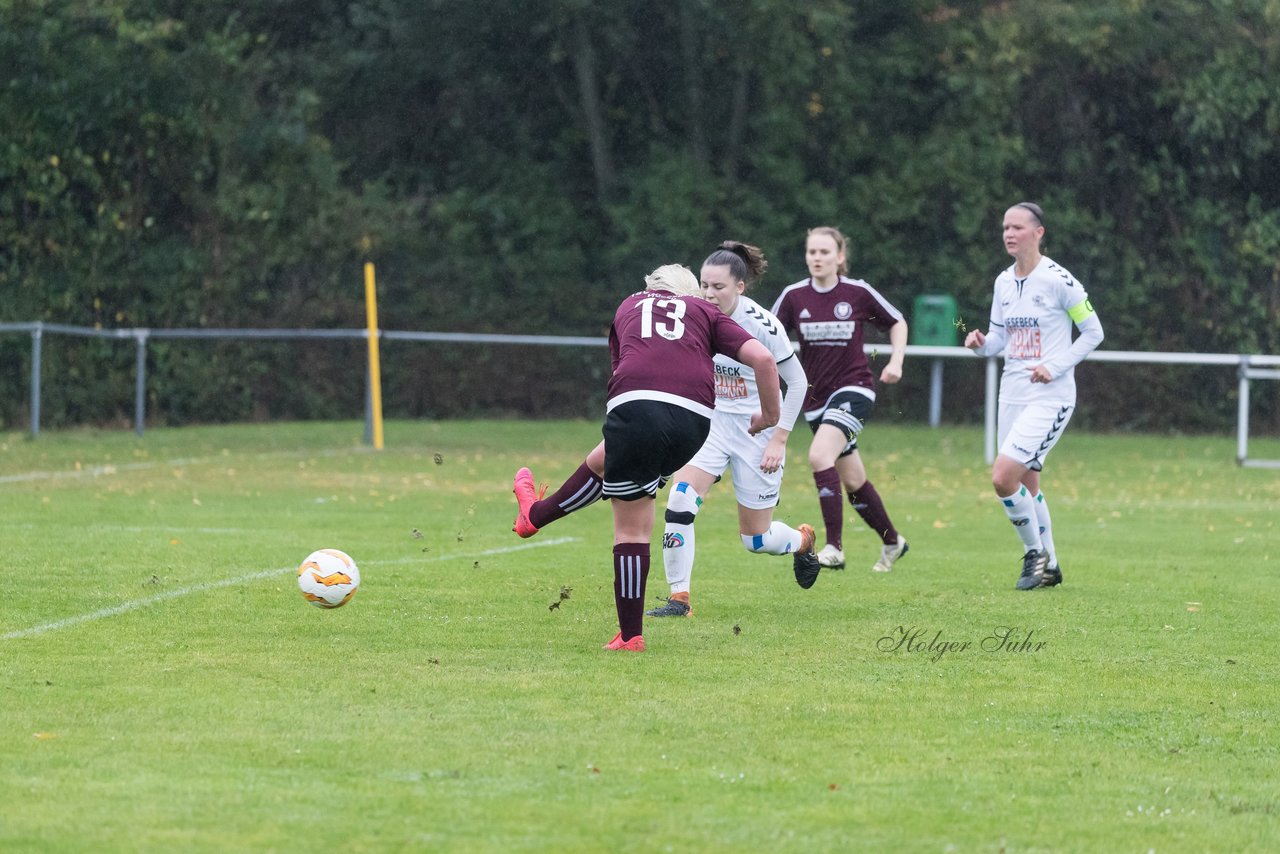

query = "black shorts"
[
  {"left": 603, "top": 400, "right": 711, "bottom": 501},
  {"left": 806, "top": 390, "right": 875, "bottom": 458}
]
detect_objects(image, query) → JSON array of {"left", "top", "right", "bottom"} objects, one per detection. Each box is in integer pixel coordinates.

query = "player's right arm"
[{"left": 967, "top": 286, "right": 1007, "bottom": 355}]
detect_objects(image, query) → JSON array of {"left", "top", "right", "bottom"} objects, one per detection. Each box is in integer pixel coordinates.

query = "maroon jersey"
[
  {"left": 607, "top": 290, "right": 755, "bottom": 416},
  {"left": 770, "top": 276, "right": 904, "bottom": 410}
]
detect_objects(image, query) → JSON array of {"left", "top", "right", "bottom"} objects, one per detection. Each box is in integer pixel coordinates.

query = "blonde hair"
[
  {"left": 644, "top": 264, "right": 700, "bottom": 297},
  {"left": 807, "top": 226, "right": 849, "bottom": 275}
]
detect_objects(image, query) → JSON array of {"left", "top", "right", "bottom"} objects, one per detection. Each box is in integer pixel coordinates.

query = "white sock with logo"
[
  {"left": 741, "top": 521, "right": 803, "bottom": 555},
  {"left": 999, "top": 485, "right": 1043, "bottom": 552},
  {"left": 662, "top": 482, "right": 702, "bottom": 594},
  {"left": 1033, "top": 491, "right": 1058, "bottom": 567}
]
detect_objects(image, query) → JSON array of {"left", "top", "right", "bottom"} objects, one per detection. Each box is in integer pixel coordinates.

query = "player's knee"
[
  {"left": 991, "top": 472, "right": 1018, "bottom": 495},
  {"left": 665, "top": 481, "right": 701, "bottom": 524}
]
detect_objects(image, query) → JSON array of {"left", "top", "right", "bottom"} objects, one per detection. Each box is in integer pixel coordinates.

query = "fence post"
[
  {"left": 1236, "top": 355, "right": 1249, "bottom": 466},
  {"left": 134, "top": 330, "right": 149, "bottom": 437},
  {"left": 364, "top": 368, "right": 373, "bottom": 445},
  {"left": 363, "top": 262, "right": 385, "bottom": 449},
  {"left": 928, "top": 359, "right": 944, "bottom": 427},
  {"left": 30, "top": 323, "right": 43, "bottom": 438},
  {"left": 910, "top": 294, "right": 959, "bottom": 428}
]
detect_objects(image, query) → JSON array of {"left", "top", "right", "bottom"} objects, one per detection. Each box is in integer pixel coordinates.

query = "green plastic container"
[{"left": 911, "top": 294, "right": 959, "bottom": 346}]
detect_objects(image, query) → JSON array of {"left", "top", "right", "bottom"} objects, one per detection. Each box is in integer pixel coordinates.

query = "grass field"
[{"left": 3, "top": 419, "right": 1278, "bottom": 853}]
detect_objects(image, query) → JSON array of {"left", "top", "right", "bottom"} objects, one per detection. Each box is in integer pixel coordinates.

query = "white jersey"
[
  {"left": 979, "top": 256, "right": 1096, "bottom": 406},
  {"left": 711, "top": 296, "right": 797, "bottom": 417}
]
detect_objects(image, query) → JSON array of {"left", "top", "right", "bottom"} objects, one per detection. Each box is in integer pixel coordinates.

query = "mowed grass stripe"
[
  {"left": 0, "top": 445, "right": 381, "bottom": 484},
  {"left": 1, "top": 419, "right": 1277, "bottom": 853},
  {"left": 2, "top": 537, "right": 577, "bottom": 641}
]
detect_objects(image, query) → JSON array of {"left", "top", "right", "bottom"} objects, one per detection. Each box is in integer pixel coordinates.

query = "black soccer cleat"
[
  {"left": 793, "top": 524, "right": 821, "bottom": 589},
  {"left": 1015, "top": 549, "right": 1050, "bottom": 590},
  {"left": 645, "top": 596, "right": 691, "bottom": 617},
  {"left": 1041, "top": 564, "right": 1063, "bottom": 588}
]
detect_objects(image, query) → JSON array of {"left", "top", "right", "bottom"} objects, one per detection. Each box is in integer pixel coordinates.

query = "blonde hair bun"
[{"left": 644, "top": 264, "right": 700, "bottom": 297}]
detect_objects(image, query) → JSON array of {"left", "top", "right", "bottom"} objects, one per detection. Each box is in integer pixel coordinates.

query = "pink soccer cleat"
[
  {"left": 602, "top": 631, "right": 646, "bottom": 652},
  {"left": 512, "top": 467, "right": 545, "bottom": 538}
]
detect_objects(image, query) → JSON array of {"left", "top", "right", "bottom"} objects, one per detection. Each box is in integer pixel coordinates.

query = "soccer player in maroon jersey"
[
  {"left": 770, "top": 227, "right": 910, "bottom": 573},
  {"left": 647, "top": 241, "right": 819, "bottom": 619},
  {"left": 516, "top": 264, "right": 781, "bottom": 651}
]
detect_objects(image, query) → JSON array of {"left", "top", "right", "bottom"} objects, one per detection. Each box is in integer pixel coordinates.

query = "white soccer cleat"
[
  {"left": 816, "top": 544, "right": 845, "bottom": 569},
  {"left": 872, "top": 537, "right": 909, "bottom": 573}
]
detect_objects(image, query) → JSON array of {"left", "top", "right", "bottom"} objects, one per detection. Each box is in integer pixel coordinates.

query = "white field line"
[{"left": 1, "top": 536, "right": 577, "bottom": 641}]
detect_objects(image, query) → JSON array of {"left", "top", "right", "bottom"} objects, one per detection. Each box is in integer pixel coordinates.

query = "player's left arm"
[
  {"left": 608, "top": 325, "right": 622, "bottom": 375},
  {"left": 737, "top": 339, "right": 780, "bottom": 435},
  {"left": 759, "top": 355, "right": 807, "bottom": 472},
  {"left": 1035, "top": 295, "right": 1104, "bottom": 383},
  {"left": 880, "top": 319, "right": 908, "bottom": 384}
]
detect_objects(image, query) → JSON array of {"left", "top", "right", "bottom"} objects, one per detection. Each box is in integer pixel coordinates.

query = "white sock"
[
  {"left": 662, "top": 482, "right": 702, "bottom": 594},
  {"left": 741, "top": 521, "right": 803, "bottom": 555},
  {"left": 999, "top": 485, "right": 1043, "bottom": 553},
  {"left": 1033, "top": 491, "right": 1057, "bottom": 567}
]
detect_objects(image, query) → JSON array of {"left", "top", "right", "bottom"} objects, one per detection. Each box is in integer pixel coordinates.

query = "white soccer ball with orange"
[{"left": 297, "top": 549, "right": 361, "bottom": 608}]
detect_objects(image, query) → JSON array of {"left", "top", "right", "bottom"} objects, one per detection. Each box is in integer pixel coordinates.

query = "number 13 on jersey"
[{"left": 639, "top": 297, "right": 687, "bottom": 341}]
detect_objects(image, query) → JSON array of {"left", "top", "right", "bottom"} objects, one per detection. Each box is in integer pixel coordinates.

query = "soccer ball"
[{"left": 297, "top": 549, "right": 360, "bottom": 609}]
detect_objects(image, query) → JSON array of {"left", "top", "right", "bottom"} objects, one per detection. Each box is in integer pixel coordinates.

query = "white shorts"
[
  {"left": 685, "top": 412, "right": 783, "bottom": 510},
  {"left": 997, "top": 402, "right": 1074, "bottom": 472}
]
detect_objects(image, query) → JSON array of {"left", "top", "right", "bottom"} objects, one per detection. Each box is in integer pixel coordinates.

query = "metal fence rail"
[{"left": 3, "top": 321, "right": 1279, "bottom": 466}]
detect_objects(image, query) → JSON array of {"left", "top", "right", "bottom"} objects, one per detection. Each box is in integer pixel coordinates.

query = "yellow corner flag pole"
[{"left": 364, "top": 262, "right": 385, "bottom": 450}]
